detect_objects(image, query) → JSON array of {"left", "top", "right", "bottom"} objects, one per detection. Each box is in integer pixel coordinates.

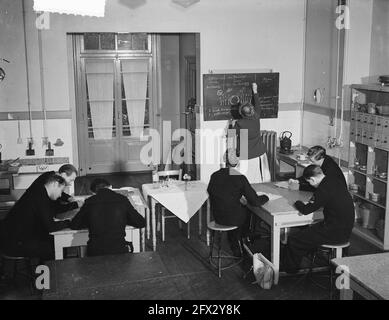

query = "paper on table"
[
  {"left": 274, "top": 181, "right": 289, "bottom": 189},
  {"left": 131, "top": 195, "right": 143, "bottom": 206},
  {"left": 257, "top": 192, "right": 283, "bottom": 201}
]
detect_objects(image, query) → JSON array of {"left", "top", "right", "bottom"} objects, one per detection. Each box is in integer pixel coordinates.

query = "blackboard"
[{"left": 203, "top": 73, "right": 279, "bottom": 121}]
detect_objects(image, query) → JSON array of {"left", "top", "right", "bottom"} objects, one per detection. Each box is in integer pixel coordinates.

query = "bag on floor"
[{"left": 253, "top": 253, "right": 275, "bottom": 290}]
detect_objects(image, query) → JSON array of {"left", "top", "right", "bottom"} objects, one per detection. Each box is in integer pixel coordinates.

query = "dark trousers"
[
  {"left": 2, "top": 237, "right": 54, "bottom": 262},
  {"left": 227, "top": 210, "right": 252, "bottom": 254},
  {"left": 282, "top": 222, "right": 350, "bottom": 271}
]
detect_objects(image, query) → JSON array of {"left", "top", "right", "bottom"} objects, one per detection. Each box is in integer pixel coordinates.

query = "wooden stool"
[
  {"left": 311, "top": 242, "right": 350, "bottom": 299},
  {"left": 208, "top": 221, "right": 243, "bottom": 278}
]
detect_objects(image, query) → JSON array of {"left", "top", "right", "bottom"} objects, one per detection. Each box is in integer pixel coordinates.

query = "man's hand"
[
  {"left": 294, "top": 201, "right": 305, "bottom": 215},
  {"left": 240, "top": 196, "right": 248, "bottom": 206},
  {"left": 288, "top": 179, "right": 300, "bottom": 191},
  {"left": 252, "top": 83, "right": 258, "bottom": 94},
  {"left": 76, "top": 199, "right": 85, "bottom": 208}
]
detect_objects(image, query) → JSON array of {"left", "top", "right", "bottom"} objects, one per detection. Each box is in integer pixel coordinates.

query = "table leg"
[
  {"left": 206, "top": 199, "right": 211, "bottom": 246},
  {"left": 54, "top": 239, "right": 64, "bottom": 260},
  {"left": 271, "top": 224, "right": 281, "bottom": 285},
  {"left": 141, "top": 207, "right": 147, "bottom": 252},
  {"left": 146, "top": 201, "right": 151, "bottom": 240},
  {"left": 151, "top": 198, "right": 157, "bottom": 251},
  {"left": 199, "top": 205, "right": 202, "bottom": 236}
]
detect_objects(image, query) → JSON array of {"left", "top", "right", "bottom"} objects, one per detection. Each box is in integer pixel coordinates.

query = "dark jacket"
[
  {"left": 1, "top": 185, "right": 70, "bottom": 249},
  {"left": 233, "top": 94, "right": 266, "bottom": 159},
  {"left": 70, "top": 188, "right": 146, "bottom": 257},
  {"left": 299, "top": 155, "right": 347, "bottom": 192},
  {"left": 207, "top": 168, "right": 269, "bottom": 227},
  {"left": 294, "top": 176, "right": 355, "bottom": 239},
  {"left": 27, "top": 171, "right": 79, "bottom": 213}
]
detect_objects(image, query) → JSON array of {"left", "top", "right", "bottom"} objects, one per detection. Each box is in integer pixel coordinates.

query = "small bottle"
[{"left": 152, "top": 164, "right": 159, "bottom": 184}]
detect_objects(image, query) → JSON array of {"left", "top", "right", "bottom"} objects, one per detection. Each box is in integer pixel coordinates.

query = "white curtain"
[
  {"left": 86, "top": 61, "right": 114, "bottom": 140},
  {"left": 122, "top": 60, "right": 148, "bottom": 138}
]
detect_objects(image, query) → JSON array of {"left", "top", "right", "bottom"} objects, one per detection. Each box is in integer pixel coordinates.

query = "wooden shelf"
[
  {"left": 349, "top": 168, "right": 388, "bottom": 183},
  {"left": 352, "top": 84, "right": 389, "bottom": 93},
  {"left": 351, "top": 193, "right": 386, "bottom": 209},
  {"left": 353, "top": 223, "right": 384, "bottom": 250}
]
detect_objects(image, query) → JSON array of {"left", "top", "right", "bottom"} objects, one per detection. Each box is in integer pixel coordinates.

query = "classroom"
[{"left": 0, "top": 0, "right": 388, "bottom": 302}]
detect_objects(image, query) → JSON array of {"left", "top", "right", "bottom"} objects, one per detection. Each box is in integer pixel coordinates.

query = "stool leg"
[
  {"left": 161, "top": 208, "right": 166, "bottom": 242},
  {"left": 329, "top": 249, "right": 334, "bottom": 300},
  {"left": 217, "top": 232, "right": 222, "bottom": 278},
  {"left": 209, "top": 230, "right": 215, "bottom": 262}
]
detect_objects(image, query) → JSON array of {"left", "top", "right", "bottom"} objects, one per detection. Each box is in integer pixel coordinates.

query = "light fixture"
[
  {"left": 172, "top": 0, "right": 200, "bottom": 8},
  {"left": 33, "top": 0, "right": 106, "bottom": 17}
]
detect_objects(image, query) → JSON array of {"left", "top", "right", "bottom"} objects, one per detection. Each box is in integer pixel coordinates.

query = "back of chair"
[{"left": 157, "top": 169, "right": 183, "bottom": 181}]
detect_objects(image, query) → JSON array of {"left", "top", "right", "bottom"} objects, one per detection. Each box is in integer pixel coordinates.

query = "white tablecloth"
[{"left": 142, "top": 181, "right": 209, "bottom": 223}]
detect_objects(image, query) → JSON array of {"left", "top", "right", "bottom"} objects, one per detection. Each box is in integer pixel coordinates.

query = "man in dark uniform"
[
  {"left": 70, "top": 179, "right": 146, "bottom": 257},
  {"left": 27, "top": 164, "right": 83, "bottom": 214},
  {"left": 207, "top": 149, "right": 269, "bottom": 257},
  {"left": 289, "top": 146, "right": 347, "bottom": 192},
  {"left": 1, "top": 175, "right": 71, "bottom": 261},
  {"left": 282, "top": 165, "right": 355, "bottom": 273}
]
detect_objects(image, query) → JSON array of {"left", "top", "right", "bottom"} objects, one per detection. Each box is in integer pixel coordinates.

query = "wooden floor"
[{"left": 0, "top": 216, "right": 381, "bottom": 300}]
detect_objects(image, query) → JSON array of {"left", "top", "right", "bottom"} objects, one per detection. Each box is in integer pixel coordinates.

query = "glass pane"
[
  {"left": 117, "top": 33, "right": 132, "bottom": 50},
  {"left": 118, "top": 33, "right": 148, "bottom": 51},
  {"left": 84, "top": 33, "right": 100, "bottom": 50},
  {"left": 85, "top": 60, "right": 116, "bottom": 140},
  {"left": 132, "top": 33, "right": 148, "bottom": 50},
  {"left": 100, "top": 33, "right": 116, "bottom": 50}
]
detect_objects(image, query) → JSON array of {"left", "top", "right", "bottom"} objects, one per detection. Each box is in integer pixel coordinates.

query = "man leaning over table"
[
  {"left": 70, "top": 178, "right": 146, "bottom": 257},
  {"left": 27, "top": 164, "right": 84, "bottom": 214},
  {"left": 0, "top": 174, "right": 71, "bottom": 261},
  {"left": 207, "top": 148, "right": 269, "bottom": 257},
  {"left": 281, "top": 165, "right": 355, "bottom": 274}
]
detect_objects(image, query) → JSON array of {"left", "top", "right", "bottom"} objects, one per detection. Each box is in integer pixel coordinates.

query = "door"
[
  {"left": 74, "top": 34, "right": 155, "bottom": 174},
  {"left": 183, "top": 56, "right": 198, "bottom": 179}
]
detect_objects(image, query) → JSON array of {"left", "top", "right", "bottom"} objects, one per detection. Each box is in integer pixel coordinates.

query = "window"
[{"left": 83, "top": 33, "right": 150, "bottom": 52}]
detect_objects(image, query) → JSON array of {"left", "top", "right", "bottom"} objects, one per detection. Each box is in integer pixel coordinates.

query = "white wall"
[{"left": 1, "top": 0, "right": 306, "bottom": 182}]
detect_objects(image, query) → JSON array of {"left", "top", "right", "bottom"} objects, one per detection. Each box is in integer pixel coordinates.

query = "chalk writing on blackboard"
[{"left": 203, "top": 73, "right": 279, "bottom": 121}]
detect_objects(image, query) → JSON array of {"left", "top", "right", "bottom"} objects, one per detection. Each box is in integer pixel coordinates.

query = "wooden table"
[
  {"left": 277, "top": 148, "right": 310, "bottom": 178},
  {"left": 142, "top": 181, "right": 209, "bottom": 251},
  {"left": 247, "top": 183, "right": 323, "bottom": 285},
  {"left": 51, "top": 188, "right": 149, "bottom": 259},
  {"left": 332, "top": 253, "right": 389, "bottom": 300}
]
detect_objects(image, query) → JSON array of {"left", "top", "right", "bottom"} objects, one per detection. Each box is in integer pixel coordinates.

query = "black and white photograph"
[{"left": 0, "top": 0, "right": 388, "bottom": 305}]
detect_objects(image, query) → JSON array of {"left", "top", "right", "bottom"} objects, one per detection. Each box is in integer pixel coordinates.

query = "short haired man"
[
  {"left": 207, "top": 149, "right": 269, "bottom": 257},
  {"left": 28, "top": 164, "right": 83, "bottom": 213},
  {"left": 282, "top": 165, "right": 355, "bottom": 273},
  {"left": 70, "top": 178, "right": 146, "bottom": 257},
  {"left": 1, "top": 175, "right": 71, "bottom": 261},
  {"left": 289, "top": 145, "right": 347, "bottom": 192}
]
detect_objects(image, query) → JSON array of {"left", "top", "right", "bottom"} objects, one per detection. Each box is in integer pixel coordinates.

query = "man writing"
[
  {"left": 70, "top": 179, "right": 146, "bottom": 257},
  {"left": 282, "top": 165, "right": 355, "bottom": 273},
  {"left": 1, "top": 175, "right": 71, "bottom": 261},
  {"left": 27, "top": 164, "right": 83, "bottom": 213}
]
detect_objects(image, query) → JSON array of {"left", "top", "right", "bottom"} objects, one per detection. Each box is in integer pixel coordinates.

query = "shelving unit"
[{"left": 348, "top": 84, "right": 389, "bottom": 251}]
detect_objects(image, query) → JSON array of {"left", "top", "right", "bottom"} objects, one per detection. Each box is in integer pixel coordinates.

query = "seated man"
[
  {"left": 1, "top": 174, "right": 71, "bottom": 261},
  {"left": 70, "top": 179, "right": 146, "bottom": 257},
  {"left": 27, "top": 164, "right": 83, "bottom": 214},
  {"left": 289, "top": 146, "right": 347, "bottom": 192},
  {"left": 207, "top": 149, "right": 269, "bottom": 257},
  {"left": 282, "top": 165, "right": 355, "bottom": 273}
]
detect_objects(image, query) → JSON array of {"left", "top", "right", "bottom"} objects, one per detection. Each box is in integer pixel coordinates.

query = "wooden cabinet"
[{"left": 348, "top": 84, "right": 389, "bottom": 250}]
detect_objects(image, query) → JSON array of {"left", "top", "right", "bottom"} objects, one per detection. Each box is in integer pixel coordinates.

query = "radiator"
[{"left": 260, "top": 130, "right": 277, "bottom": 181}]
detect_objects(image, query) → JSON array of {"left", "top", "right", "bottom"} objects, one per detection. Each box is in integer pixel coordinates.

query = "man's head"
[
  {"left": 90, "top": 178, "right": 112, "bottom": 194},
  {"left": 58, "top": 164, "right": 78, "bottom": 186},
  {"left": 239, "top": 102, "right": 255, "bottom": 119},
  {"left": 307, "top": 146, "right": 326, "bottom": 166},
  {"left": 44, "top": 174, "right": 66, "bottom": 200},
  {"left": 303, "top": 165, "right": 325, "bottom": 188},
  {"left": 223, "top": 148, "right": 239, "bottom": 168}
]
